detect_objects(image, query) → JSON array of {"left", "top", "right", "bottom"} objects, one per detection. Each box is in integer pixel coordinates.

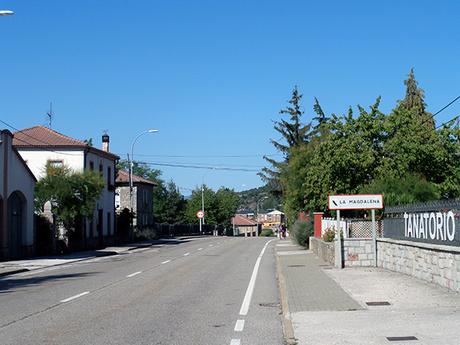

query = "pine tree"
[{"left": 259, "top": 86, "right": 310, "bottom": 195}]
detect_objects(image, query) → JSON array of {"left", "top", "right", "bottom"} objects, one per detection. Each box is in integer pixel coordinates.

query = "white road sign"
[
  {"left": 196, "top": 210, "right": 205, "bottom": 219},
  {"left": 328, "top": 194, "right": 383, "bottom": 210}
]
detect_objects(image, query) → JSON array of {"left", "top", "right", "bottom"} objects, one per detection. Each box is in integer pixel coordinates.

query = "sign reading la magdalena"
[{"left": 384, "top": 201, "right": 460, "bottom": 247}]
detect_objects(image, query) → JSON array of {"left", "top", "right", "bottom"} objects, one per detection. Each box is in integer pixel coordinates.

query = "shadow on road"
[{"left": 0, "top": 272, "right": 97, "bottom": 294}]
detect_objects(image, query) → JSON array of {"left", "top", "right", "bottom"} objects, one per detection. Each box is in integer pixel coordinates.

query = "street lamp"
[
  {"left": 0, "top": 10, "right": 14, "bottom": 16},
  {"left": 256, "top": 196, "right": 268, "bottom": 237},
  {"left": 129, "top": 129, "right": 158, "bottom": 217}
]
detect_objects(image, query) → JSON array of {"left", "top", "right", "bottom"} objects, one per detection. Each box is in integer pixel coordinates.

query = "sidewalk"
[
  {"left": 0, "top": 238, "right": 183, "bottom": 277},
  {"left": 276, "top": 240, "right": 460, "bottom": 345}
]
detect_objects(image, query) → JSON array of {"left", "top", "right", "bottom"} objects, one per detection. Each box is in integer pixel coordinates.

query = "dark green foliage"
[
  {"left": 260, "top": 86, "right": 311, "bottom": 196},
  {"left": 322, "top": 228, "right": 335, "bottom": 242},
  {"left": 277, "top": 69, "right": 460, "bottom": 217},
  {"left": 35, "top": 163, "right": 105, "bottom": 238},
  {"left": 260, "top": 229, "right": 275, "bottom": 237},
  {"left": 185, "top": 185, "right": 239, "bottom": 226},
  {"left": 291, "top": 220, "right": 313, "bottom": 247},
  {"left": 360, "top": 173, "right": 440, "bottom": 206}
]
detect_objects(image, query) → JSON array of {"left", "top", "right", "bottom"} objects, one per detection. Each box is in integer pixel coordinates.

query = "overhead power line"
[
  {"left": 115, "top": 153, "right": 282, "bottom": 158},
  {"left": 138, "top": 161, "right": 260, "bottom": 172}
]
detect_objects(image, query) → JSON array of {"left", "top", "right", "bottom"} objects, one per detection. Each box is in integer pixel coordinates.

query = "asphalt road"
[{"left": 0, "top": 237, "right": 284, "bottom": 345}]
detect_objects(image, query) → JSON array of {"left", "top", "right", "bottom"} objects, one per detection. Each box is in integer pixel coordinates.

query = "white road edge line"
[
  {"left": 126, "top": 271, "right": 142, "bottom": 278},
  {"left": 239, "top": 239, "right": 274, "bottom": 316},
  {"left": 234, "top": 319, "right": 245, "bottom": 332},
  {"left": 230, "top": 339, "right": 241, "bottom": 345},
  {"left": 60, "top": 291, "right": 90, "bottom": 303},
  {"left": 184, "top": 252, "right": 190, "bottom": 256},
  {"left": 161, "top": 260, "right": 171, "bottom": 264}
]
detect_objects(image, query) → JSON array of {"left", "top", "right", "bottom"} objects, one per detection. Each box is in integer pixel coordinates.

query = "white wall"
[
  {"left": 85, "top": 151, "right": 116, "bottom": 237},
  {"left": 17, "top": 149, "right": 85, "bottom": 179},
  {"left": 0, "top": 133, "right": 35, "bottom": 246}
]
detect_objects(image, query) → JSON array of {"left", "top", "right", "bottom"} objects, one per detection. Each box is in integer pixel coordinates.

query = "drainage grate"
[
  {"left": 366, "top": 301, "right": 391, "bottom": 306},
  {"left": 387, "top": 336, "right": 418, "bottom": 342},
  {"left": 288, "top": 264, "right": 306, "bottom": 268}
]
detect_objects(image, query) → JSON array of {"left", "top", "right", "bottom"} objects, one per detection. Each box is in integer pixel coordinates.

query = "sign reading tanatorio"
[
  {"left": 384, "top": 200, "right": 460, "bottom": 247},
  {"left": 328, "top": 194, "right": 383, "bottom": 210}
]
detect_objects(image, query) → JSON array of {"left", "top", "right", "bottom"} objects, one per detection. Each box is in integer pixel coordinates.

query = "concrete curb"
[{"left": 275, "top": 251, "right": 297, "bottom": 345}]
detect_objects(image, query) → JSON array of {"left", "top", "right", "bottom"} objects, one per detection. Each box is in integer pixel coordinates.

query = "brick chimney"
[{"left": 102, "top": 133, "right": 110, "bottom": 152}]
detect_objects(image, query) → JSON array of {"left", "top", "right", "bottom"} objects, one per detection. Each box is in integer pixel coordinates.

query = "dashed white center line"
[
  {"left": 126, "top": 271, "right": 142, "bottom": 278},
  {"left": 60, "top": 291, "right": 90, "bottom": 303},
  {"left": 197, "top": 248, "right": 203, "bottom": 251},
  {"left": 230, "top": 339, "right": 241, "bottom": 345},
  {"left": 183, "top": 252, "right": 190, "bottom": 256},
  {"left": 161, "top": 260, "right": 171, "bottom": 264},
  {"left": 234, "top": 319, "right": 245, "bottom": 332}
]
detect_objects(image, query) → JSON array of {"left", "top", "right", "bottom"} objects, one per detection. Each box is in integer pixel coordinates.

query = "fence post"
[
  {"left": 313, "top": 212, "right": 323, "bottom": 238},
  {"left": 335, "top": 210, "right": 342, "bottom": 269},
  {"left": 372, "top": 209, "right": 377, "bottom": 267}
]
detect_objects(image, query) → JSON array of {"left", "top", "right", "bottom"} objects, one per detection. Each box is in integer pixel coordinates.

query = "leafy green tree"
[
  {"left": 215, "top": 187, "right": 239, "bottom": 228},
  {"left": 185, "top": 185, "right": 217, "bottom": 224},
  {"left": 360, "top": 173, "right": 440, "bottom": 206},
  {"left": 35, "top": 163, "right": 105, "bottom": 242},
  {"left": 155, "top": 180, "right": 187, "bottom": 224}
]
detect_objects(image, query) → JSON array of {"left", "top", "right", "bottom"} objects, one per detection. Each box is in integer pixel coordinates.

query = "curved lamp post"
[{"left": 129, "top": 129, "right": 158, "bottom": 215}]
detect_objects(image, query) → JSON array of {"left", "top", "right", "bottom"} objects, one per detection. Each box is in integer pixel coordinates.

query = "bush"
[
  {"left": 291, "top": 220, "right": 313, "bottom": 247},
  {"left": 260, "top": 229, "right": 275, "bottom": 237},
  {"left": 322, "top": 228, "right": 335, "bottom": 242}
]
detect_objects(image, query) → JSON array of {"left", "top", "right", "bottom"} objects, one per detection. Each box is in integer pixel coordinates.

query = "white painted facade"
[
  {"left": 0, "top": 130, "right": 36, "bottom": 259},
  {"left": 16, "top": 145, "right": 117, "bottom": 244}
]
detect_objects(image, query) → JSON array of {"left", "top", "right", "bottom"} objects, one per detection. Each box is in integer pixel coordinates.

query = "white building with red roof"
[{"left": 13, "top": 126, "right": 119, "bottom": 249}]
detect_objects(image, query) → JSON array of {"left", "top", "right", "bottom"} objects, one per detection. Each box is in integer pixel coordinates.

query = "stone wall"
[
  {"left": 343, "top": 238, "right": 374, "bottom": 267},
  {"left": 377, "top": 238, "right": 460, "bottom": 293},
  {"left": 310, "top": 237, "right": 335, "bottom": 266}
]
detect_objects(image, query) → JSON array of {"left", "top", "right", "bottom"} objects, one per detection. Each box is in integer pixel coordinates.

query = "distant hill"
[{"left": 237, "top": 185, "right": 283, "bottom": 213}]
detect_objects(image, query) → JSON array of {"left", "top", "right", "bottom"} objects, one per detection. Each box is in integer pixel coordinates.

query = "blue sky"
[{"left": 1, "top": 0, "right": 460, "bottom": 194}]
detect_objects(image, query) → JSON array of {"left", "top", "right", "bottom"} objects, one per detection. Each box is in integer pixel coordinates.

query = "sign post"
[
  {"left": 329, "top": 194, "right": 383, "bottom": 268},
  {"left": 197, "top": 210, "right": 204, "bottom": 234}
]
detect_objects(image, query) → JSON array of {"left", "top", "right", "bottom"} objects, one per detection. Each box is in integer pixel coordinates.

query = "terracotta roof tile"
[
  {"left": 116, "top": 169, "right": 157, "bottom": 186},
  {"left": 13, "top": 125, "right": 87, "bottom": 147},
  {"left": 231, "top": 214, "right": 257, "bottom": 226}
]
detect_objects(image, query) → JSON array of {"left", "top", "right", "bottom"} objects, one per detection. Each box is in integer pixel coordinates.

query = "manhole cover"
[
  {"left": 366, "top": 301, "right": 391, "bottom": 306},
  {"left": 386, "top": 336, "right": 418, "bottom": 341}
]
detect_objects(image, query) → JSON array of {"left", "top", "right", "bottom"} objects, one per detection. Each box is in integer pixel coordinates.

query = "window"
[{"left": 48, "top": 160, "right": 63, "bottom": 168}]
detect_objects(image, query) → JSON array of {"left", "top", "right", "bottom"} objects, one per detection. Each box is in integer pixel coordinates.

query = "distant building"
[
  {"left": 13, "top": 126, "right": 119, "bottom": 249},
  {"left": 231, "top": 214, "right": 258, "bottom": 237},
  {"left": 0, "top": 130, "right": 36, "bottom": 259},
  {"left": 115, "top": 170, "right": 156, "bottom": 229},
  {"left": 258, "top": 209, "right": 285, "bottom": 228}
]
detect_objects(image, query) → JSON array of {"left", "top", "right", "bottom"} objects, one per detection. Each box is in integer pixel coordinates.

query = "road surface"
[{"left": 0, "top": 237, "right": 283, "bottom": 345}]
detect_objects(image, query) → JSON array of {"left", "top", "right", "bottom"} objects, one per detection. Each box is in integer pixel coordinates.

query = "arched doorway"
[{"left": 8, "top": 191, "right": 26, "bottom": 259}]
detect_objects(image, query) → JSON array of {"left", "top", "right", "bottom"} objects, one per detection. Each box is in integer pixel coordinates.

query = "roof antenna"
[{"left": 46, "top": 102, "right": 54, "bottom": 128}]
